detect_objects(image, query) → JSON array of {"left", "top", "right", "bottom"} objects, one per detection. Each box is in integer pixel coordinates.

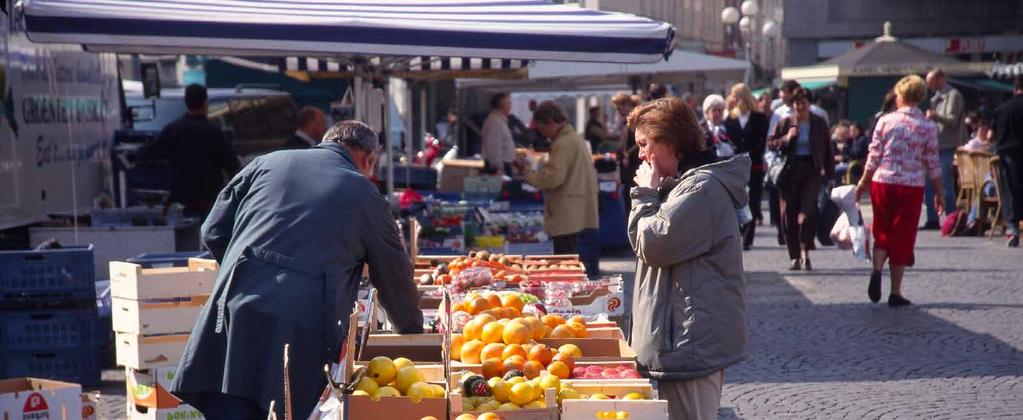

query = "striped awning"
[
  {"left": 215, "top": 55, "right": 530, "bottom": 80},
  {"left": 18, "top": 0, "right": 675, "bottom": 64},
  {"left": 283, "top": 55, "right": 527, "bottom": 72},
  {"left": 989, "top": 62, "right": 1023, "bottom": 79}
]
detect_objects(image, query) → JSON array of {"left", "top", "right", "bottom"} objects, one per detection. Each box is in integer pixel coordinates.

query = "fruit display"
[
  {"left": 452, "top": 372, "right": 554, "bottom": 413},
  {"left": 418, "top": 251, "right": 529, "bottom": 290},
  {"left": 569, "top": 364, "right": 643, "bottom": 380},
  {"left": 356, "top": 357, "right": 446, "bottom": 402}
]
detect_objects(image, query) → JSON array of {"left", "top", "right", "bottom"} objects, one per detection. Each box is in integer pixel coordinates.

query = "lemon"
[
  {"left": 506, "top": 376, "right": 527, "bottom": 385},
  {"left": 476, "top": 400, "right": 502, "bottom": 411},
  {"left": 491, "top": 380, "right": 511, "bottom": 403},
  {"left": 509, "top": 383, "right": 534, "bottom": 406},
  {"left": 352, "top": 390, "right": 370, "bottom": 397},
  {"left": 499, "top": 402, "right": 522, "bottom": 411},
  {"left": 429, "top": 384, "right": 446, "bottom": 398},
  {"left": 523, "top": 400, "right": 546, "bottom": 409},
  {"left": 394, "top": 366, "right": 426, "bottom": 394},
  {"left": 393, "top": 357, "right": 415, "bottom": 370},
  {"left": 406, "top": 382, "right": 433, "bottom": 403},
  {"left": 366, "top": 357, "right": 398, "bottom": 386},
  {"left": 370, "top": 386, "right": 400, "bottom": 401},
  {"left": 538, "top": 375, "right": 560, "bottom": 391},
  {"left": 589, "top": 393, "right": 610, "bottom": 400},
  {"left": 557, "top": 387, "right": 580, "bottom": 402},
  {"left": 354, "top": 377, "right": 379, "bottom": 394},
  {"left": 622, "top": 392, "right": 644, "bottom": 400}
]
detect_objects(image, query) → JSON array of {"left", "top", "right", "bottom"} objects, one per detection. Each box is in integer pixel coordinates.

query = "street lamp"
[{"left": 722, "top": 1, "right": 780, "bottom": 86}]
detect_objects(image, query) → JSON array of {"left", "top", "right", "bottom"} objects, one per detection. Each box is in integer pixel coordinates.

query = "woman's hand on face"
[{"left": 634, "top": 161, "right": 662, "bottom": 189}]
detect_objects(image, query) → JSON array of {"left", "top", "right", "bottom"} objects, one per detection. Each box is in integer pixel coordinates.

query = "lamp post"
[{"left": 722, "top": 1, "right": 780, "bottom": 86}]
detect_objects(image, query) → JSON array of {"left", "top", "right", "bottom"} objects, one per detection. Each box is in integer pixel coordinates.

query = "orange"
[
  {"left": 479, "top": 309, "right": 498, "bottom": 319},
  {"left": 463, "top": 320, "right": 483, "bottom": 341},
  {"left": 503, "top": 355, "right": 525, "bottom": 373},
  {"left": 467, "top": 297, "right": 491, "bottom": 315},
  {"left": 454, "top": 414, "right": 477, "bottom": 420},
  {"left": 505, "top": 307, "right": 522, "bottom": 319},
  {"left": 548, "top": 325, "right": 575, "bottom": 339},
  {"left": 481, "top": 322, "right": 505, "bottom": 344},
  {"left": 500, "top": 294, "right": 525, "bottom": 313},
  {"left": 541, "top": 314, "right": 566, "bottom": 329},
  {"left": 502, "top": 321, "right": 531, "bottom": 345},
  {"left": 557, "top": 344, "right": 582, "bottom": 358},
  {"left": 566, "top": 322, "right": 588, "bottom": 338},
  {"left": 502, "top": 344, "right": 527, "bottom": 360},
  {"left": 547, "top": 361, "right": 571, "bottom": 379},
  {"left": 521, "top": 317, "right": 546, "bottom": 341},
  {"left": 477, "top": 412, "right": 502, "bottom": 420},
  {"left": 451, "top": 334, "right": 466, "bottom": 360},
  {"left": 527, "top": 344, "right": 554, "bottom": 366},
  {"left": 473, "top": 314, "right": 498, "bottom": 326},
  {"left": 461, "top": 340, "right": 485, "bottom": 364},
  {"left": 551, "top": 353, "right": 575, "bottom": 371},
  {"left": 480, "top": 343, "right": 506, "bottom": 362},
  {"left": 481, "top": 358, "right": 506, "bottom": 379},
  {"left": 484, "top": 293, "right": 503, "bottom": 310},
  {"left": 521, "top": 361, "right": 543, "bottom": 379},
  {"left": 452, "top": 302, "right": 467, "bottom": 313},
  {"left": 569, "top": 315, "right": 587, "bottom": 324}
]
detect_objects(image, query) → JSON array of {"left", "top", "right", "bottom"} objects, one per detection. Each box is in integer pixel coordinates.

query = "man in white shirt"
[
  {"left": 481, "top": 93, "right": 517, "bottom": 175},
  {"left": 769, "top": 81, "right": 829, "bottom": 137}
]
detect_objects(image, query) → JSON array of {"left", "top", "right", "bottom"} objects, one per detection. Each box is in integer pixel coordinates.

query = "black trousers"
[
  {"left": 743, "top": 170, "right": 765, "bottom": 247},
  {"left": 552, "top": 232, "right": 580, "bottom": 255},
  {"left": 999, "top": 150, "right": 1023, "bottom": 231}
]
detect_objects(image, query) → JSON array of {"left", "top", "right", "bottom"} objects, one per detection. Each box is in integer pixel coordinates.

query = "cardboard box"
[
  {"left": 545, "top": 288, "right": 626, "bottom": 318},
  {"left": 126, "top": 367, "right": 184, "bottom": 409},
  {"left": 116, "top": 333, "right": 190, "bottom": 370},
  {"left": 0, "top": 378, "right": 82, "bottom": 420},
  {"left": 81, "top": 392, "right": 100, "bottom": 420},
  {"left": 127, "top": 402, "right": 203, "bottom": 420},
  {"left": 560, "top": 382, "right": 668, "bottom": 420}
]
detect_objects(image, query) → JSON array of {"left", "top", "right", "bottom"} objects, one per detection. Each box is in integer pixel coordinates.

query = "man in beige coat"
[{"left": 518, "top": 101, "right": 599, "bottom": 257}]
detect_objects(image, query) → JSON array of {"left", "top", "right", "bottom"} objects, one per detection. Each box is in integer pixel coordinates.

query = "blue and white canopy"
[{"left": 19, "top": 0, "right": 675, "bottom": 64}]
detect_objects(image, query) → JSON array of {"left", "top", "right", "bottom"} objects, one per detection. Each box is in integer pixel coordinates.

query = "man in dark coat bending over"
[{"left": 170, "top": 120, "right": 423, "bottom": 419}]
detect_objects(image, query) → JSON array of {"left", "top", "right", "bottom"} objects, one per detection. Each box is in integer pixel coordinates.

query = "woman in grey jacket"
[{"left": 627, "top": 98, "right": 750, "bottom": 420}]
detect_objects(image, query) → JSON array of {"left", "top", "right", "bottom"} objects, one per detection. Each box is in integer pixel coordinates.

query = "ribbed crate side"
[
  {"left": 0, "top": 308, "right": 100, "bottom": 351},
  {"left": 0, "top": 347, "right": 101, "bottom": 386},
  {"left": 0, "top": 246, "right": 96, "bottom": 304}
]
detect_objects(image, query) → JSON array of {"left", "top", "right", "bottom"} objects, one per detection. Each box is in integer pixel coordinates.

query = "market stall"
[{"left": 13, "top": 1, "right": 674, "bottom": 419}]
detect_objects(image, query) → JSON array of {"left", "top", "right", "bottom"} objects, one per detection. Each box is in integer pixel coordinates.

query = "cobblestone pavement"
[{"left": 603, "top": 225, "right": 1023, "bottom": 419}]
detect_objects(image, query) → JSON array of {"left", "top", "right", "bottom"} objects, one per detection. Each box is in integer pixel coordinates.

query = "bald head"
[
  {"left": 926, "top": 68, "right": 946, "bottom": 91},
  {"left": 297, "top": 106, "right": 327, "bottom": 141}
]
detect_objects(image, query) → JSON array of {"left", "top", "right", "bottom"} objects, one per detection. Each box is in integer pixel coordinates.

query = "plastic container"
[
  {"left": 0, "top": 245, "right": 96, "bottom": 306},
  {"left": 0, "top": 347, "right": 101, "bottom": 386},
  {"left": 125, "top": 251, "right": 211, "bottom": 268},
  {"left": 0, "top": 309, "right": 99, "bottom": 351}
]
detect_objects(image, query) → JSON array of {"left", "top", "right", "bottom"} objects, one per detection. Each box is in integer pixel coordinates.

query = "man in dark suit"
[
  {"left": 136, "top": 84, "right": 240, "bottom": 218},
  {"left": 171, "top": 120, "right": 423, "bottom": 420},
  {"left": 284, "top": 106, "right": 327, "bottom": 149}
]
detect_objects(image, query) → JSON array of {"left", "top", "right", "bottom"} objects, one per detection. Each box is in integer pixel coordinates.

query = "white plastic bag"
[{"left": 829, "top": 185, "right": 871, "bottom": 261}]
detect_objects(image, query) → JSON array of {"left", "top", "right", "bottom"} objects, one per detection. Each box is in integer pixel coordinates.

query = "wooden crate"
[
  {"left": 110, "top": 259, "right": 217, "bottom": 301},
  {"left": 115, "top": 333, "right": 190, "bottom": 370},
  {"left": 541, "top": 338, "right": 636, "bottom": 361},
  {"left": 450, "top": 388, "right": 558, "bottom": 420},
  {"left": 357, "top": 333, "right": 445, "bottom": 363},
  {"left": 112, "top": 296, "right": 208, "bottom": 335},
  {"left": 560, "top": 382, "right": 668, "bottom": 420}
]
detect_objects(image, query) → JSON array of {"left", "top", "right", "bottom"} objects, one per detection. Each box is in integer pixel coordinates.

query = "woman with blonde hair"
[
  {"left": 725, "top": 83, "right": 770, "bottom": 249},
  {"left": 856, "top": 75, "right": 942, "bottom": 307}
]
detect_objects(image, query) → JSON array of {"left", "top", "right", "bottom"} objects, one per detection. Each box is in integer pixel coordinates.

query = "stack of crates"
[{"left": 0, "top": 245, "right": 101, "bottom": 386}]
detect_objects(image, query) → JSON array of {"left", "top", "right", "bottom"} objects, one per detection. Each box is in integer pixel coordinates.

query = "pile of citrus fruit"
[{"left": 354, "top": 357, "right": 445, "bottom": 402}]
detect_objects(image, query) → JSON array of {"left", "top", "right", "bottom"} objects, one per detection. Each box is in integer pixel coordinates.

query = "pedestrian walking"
[
  {"left": 856, "top": 75, "right": 943, "bottom": 306},
  {"left": 769, "top": 87, "right": 835, "bottom": 270},
  {"left": 626, "top": 97, "right": 748, "bottom": 420},
  {"left": 924, "top": 68, "right": 966, "bottom": 227},
  {"left": 992, "top": 76, "right": 1023, "bottom": 247},
  {"left": 725, "top": 83, "right": 770, "bottom": 250},
  {"left": 612, "top": 92, "right": 643, "bottom": 218},
  {"left": 703, "top": 95, "right": 735, "bottom": 158}
]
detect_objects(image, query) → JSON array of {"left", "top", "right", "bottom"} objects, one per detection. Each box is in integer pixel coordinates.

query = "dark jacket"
[
  {"left": 284, "top": 132, "right": 314, "bottom": 149},
  {"left": 136, "top": 114, "right": 241, "bottom": 211},
  {"left": 993, "top": 95, "right": 1023, "bottom": 154},
  {"left": 170, "top": 143, "right": 423, "bottom": 419},
  {"left": 769, "top": 113, "right": 835, "bottom": 179},
  {"left": 724, "top": 112, "right": 770, "bottom": 171}
]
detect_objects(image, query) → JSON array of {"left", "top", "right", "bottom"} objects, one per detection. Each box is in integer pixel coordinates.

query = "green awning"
[{"left": 751, "top": 80, "right": 834, "bottom": 98}]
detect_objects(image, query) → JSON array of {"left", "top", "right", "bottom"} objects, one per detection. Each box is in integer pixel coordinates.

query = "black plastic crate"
[
  {"left": 0, "top": 245, "right": 96, "bottom": 307},
  {"left": 1, "top": 308, "right": 100, "bottom": 352},
  {"left": 0, "top": 347, "right": 101, "bottom": 386}
]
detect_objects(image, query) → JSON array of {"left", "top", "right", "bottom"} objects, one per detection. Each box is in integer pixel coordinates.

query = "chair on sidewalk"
[
  {"left": 983, "top": 155, "right": 1005, "bottom": 240},
  {"left": 954, "top": 150, "right": 977, "bottom": 212}
]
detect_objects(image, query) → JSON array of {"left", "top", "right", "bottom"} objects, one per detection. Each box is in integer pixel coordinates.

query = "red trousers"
[{"left": 870, "top": 182, "right": 924, "bottom": 266}]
